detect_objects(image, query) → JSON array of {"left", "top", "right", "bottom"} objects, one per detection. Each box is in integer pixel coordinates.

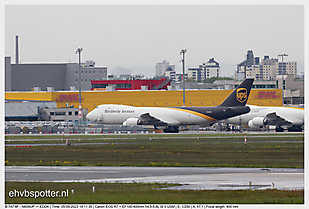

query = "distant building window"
[
  {"left": 85, "top": 71, "right": 87, "bottom": 74},
  {"left": 69, "top": 112, "right": 72, "bottom": 115},
  {"left": 55, "top": 112, "right": 66, "bottom": 116},
  {"left": 76, "top": 79, "right": 78, "bottom": 83},
  {"left": 75, "top": 71, "right": 78, "bottom": 75},
  {"left": 100, "top": 71, "right": 102, "bottom": 74},
  {"left": 93, "top": 71, "right": 95, "bottom": 75},
  {"left": 81, "top": 71, "right": 83, "bottom": 74},
  {"left": 92, "top": 83, "right": 131, "bottom": 89},
  {"left": 75, "top": 111, "right": 78, "bottom": 115},
  {"left": 85, "top": 79, "right": 87, "bottom": 82},
  {"left": 50, "top": 112, "right": 54, "bottom": 115}
]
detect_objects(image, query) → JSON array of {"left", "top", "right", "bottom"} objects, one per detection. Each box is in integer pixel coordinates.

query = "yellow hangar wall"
[{"left": 6, "top": 89, "right": 282, "bottom": 112}]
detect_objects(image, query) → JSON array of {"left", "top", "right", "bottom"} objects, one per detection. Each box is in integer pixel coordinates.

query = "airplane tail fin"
[{"left": 219, "top": 78, "right": 254, "bottom": 107}]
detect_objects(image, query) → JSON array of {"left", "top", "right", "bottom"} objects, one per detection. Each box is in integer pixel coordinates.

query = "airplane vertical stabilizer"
[{"left": 219, "top": 78, "right": 254, "bottom": 107}]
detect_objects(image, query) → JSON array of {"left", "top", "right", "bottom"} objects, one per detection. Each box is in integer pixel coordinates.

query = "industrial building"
[
  {"left": 91, "top": 78, "right": 172, "bottom": 91},
  {"left": 5, "top": 101, "right": 56, "bottom": 121},
  {"left": 5, "top": 100, "right": 88, "bottom": 122},
  {"left": 5, "top": 57, "right": 107, "bottom": 91},
  {"left": 5, "top": 88, "right": 283, "bottom": 115}
]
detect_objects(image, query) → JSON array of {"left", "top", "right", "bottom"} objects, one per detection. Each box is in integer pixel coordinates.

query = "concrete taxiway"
[{"left": 5, "top": 166, "right": 304, "bottom": 191}]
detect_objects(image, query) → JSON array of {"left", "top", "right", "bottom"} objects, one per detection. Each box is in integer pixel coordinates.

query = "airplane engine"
[
  {"left": 248, "top": 117, "right": 268, "bottom": 128},
  {"left": 122, "top": 118, "right": 142, "bottom": 126}
]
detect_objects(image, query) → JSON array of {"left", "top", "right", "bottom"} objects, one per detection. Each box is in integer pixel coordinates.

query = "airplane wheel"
[
  {"left": 163, "top": 126, "right": 179, "bottom": 133},
  {"left": 287, "top": 125, "right": 303, "bottom": 132}
]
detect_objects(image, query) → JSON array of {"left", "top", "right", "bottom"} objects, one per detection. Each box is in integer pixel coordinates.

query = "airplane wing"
[
  {"left": 139, "top": 113, "right": 180, "bottom": 126},
  {"left": 265, "top": 112, "right": 292, "bottom": 125}
]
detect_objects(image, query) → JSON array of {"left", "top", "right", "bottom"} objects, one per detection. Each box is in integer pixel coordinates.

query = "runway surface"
[{"left": 6, "top": 166, "right": 304, "bottom": 191}]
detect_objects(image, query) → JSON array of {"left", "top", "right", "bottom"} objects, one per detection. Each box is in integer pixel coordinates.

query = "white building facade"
[
  {"left": 156, "top": 60, "right": 175, "bottom": 76},
  {"left": 235, "top": 50, "right": 297, "bottom": 81},
  {"left": 164, "top": 69, "right": 176, "bottom": 81},
  {"left": 188, "top": 58, "right": 221, "bottom": 82}
]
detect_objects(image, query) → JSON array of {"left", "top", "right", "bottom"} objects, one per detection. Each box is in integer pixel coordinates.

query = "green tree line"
[{"left": 186, "top": 76, "right": 233, "bottom": 83}]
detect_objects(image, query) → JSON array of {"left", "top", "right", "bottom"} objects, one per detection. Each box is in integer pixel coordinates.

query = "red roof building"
[{"left": 91, "top": 78, "right": 172, "bottom": 91}]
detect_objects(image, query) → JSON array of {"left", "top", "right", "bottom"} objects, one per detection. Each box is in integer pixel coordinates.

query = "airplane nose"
[
  {"left": 86, "top": 109, "right": 103, "bottom": 123},
  {"left": 86, "top": 113, "right": 90, "bottom": 120},
  {"left": 86, "top": 111, "right": 95, "bottom": 121}
]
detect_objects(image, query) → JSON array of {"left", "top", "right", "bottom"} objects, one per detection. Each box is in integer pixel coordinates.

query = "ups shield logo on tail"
[{"left": 236, "top": 88, "right": 247, "bottom": 103}]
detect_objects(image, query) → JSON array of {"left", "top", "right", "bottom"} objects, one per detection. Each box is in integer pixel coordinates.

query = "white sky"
[{"left": 3, "top": 1, "right": 306, "bottom": 77}]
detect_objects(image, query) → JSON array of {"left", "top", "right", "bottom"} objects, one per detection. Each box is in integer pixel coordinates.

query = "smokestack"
[{"left": 15, "top": 35, "right": 19, "bottom": 64}]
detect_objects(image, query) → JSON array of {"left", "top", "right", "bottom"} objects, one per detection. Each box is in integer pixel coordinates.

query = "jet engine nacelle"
[
  {"left": 248, "top": 117, "right": 267, "bottom": 128},
  {"left": 122, "top": 118, "right": 142, "bottom": 126}
]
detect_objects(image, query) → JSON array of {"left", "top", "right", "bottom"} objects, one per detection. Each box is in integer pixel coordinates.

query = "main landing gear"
[
  {"left": 163, "top": 126, "right": 179, "bottom": 133},
  {"left": 287, "top": 125, "right": 303, "bottom": 132}
]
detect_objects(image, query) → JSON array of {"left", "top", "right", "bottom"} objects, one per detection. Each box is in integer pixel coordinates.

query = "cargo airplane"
[
  {"left": 222, "top": 105, "right": 304, "bottom": 132},
  {"left": 86, "top": 78, "right": 254, "bottom": 133}
]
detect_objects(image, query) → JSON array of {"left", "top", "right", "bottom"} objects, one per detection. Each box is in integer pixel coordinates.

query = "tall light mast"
[
  {"left": 278, "top": 53, "right": 288, "bottom": 106},
  {"left": 180, "top": 48, "right": 187, "bottom": 107},
  {"left": 76, "top": 47, "right": 83, "bottom": 132}
]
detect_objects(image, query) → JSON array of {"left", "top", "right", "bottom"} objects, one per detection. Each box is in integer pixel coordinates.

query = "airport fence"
[
  {"left": 4, "top": 121, "right": 282, "bottom": 135},
  {"left": 4, "top": 121, "right": 156, "bottom": 135}
]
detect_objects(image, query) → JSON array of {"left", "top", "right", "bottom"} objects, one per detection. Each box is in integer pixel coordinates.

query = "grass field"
[
  {"left": 5, "top": 133, "right": 304, "bottom": 204},
  {"left": 5, "top": 182, "right": 304, "bottom": 204},
  {"left": 5, "top": 133, "right": 304, "bottom": 168}
]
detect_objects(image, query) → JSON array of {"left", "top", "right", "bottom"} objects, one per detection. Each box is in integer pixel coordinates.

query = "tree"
[{"left": 185, "top": 77, "right": 195, "bottom": 82}]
